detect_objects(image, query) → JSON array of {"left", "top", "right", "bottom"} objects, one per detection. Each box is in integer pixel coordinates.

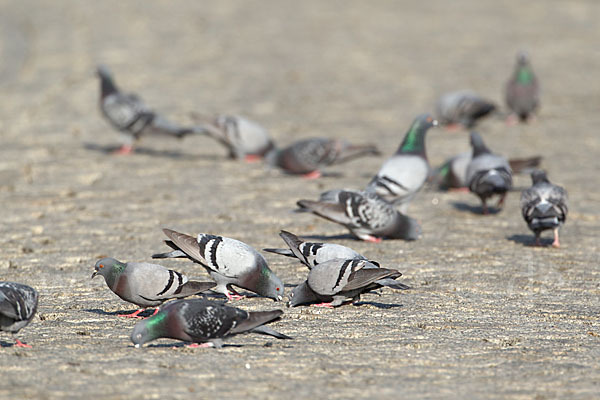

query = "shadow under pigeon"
[
  {"left": 298, "top": 233, "right": 361, "bottom": 241},
  {"left": 353, "top": 301, "right": 404, "bottom": 309},
  {"left": 82, "top": 142, "right": 220, "bottom": 161},
  {"left": 451, "top": 201, "right": 502, "bottom": 215},
  {"left": 507, "top": 234, "right": 554, "bottom": 247},
  {"left": 140, "top": 342, "right": 243, "bottom": 349},
  {"left": 82, "top": 308, "right": 157, "bottom": 318},
  {"left": 0, "top": 340, "right": 20, "bottom": 348}
]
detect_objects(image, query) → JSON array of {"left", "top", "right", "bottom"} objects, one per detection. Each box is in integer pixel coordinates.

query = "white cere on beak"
[{"left": 134, "top": 343, "right": 140, "bottom": 349}]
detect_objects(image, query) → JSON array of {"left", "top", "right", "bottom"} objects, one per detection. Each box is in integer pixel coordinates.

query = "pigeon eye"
[
  {"left": 276, "top": 287, "right": 280, "bottom": 291},
  {"left": 99, "top": 264, "right": 104, "bottom": 269}
]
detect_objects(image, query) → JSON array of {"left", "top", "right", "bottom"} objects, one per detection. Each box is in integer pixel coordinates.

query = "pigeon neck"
[
  {"left": 532, "top": 174, "right": 550, "bottom": 185},
  {"left": 144, "top": 312, "right": 169, "bottom": 341},
  {"left": 397, "top": 123, "right": 427, "bottom": 156},
  {"left": 100, "top": 76, "right": 119, "bottom": 98},
  {"left": 105, "top": 262, "right": 126, "bottom": 287},
  {"left": 472, "top": 144, "right": 491, "bottom": 157},
  {"left": 516, "top": 67, "right": 534, "bottom": 85}
]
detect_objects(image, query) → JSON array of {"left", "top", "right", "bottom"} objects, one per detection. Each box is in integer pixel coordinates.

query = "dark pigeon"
[
  {"left": 435, "top": 90, "right": 496, "bottom": 129},
  {"left": 0, "top": 282, "right": 38, "bottom": 348}
]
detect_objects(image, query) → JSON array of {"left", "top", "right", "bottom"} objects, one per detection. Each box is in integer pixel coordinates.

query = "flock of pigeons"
[{"left": 1, "top": 52, "right": 569, "bottom": 350}]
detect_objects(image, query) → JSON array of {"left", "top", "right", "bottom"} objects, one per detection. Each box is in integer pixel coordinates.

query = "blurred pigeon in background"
[
  {"left": 91, "top": 257, "right": 215, "bottom": 318},
  {"left": 505, "top": 52, "right": 540, "bottom": 123},
  {"left": 131, "top": 298, "right": 291, "bottom": 348},
  {"left": 465, "top": 132, "right": 513, "bottom": 214},
  {"left": 96, "top": 65, "right": 195, "bottom": 154},
  {"left": 366, "top": 114, "right": 437, "bottom": 212},
  {"left": 296, "top": 189, "right": 421, "bottom": 242},
  {"left": 520, "top": 170, "right": 567, "bottom": 247},
  {"left": 153, "top": 229, "right": 284, "bottom": 301},
  {"left": 435, "top": 90, "right": 496, "bottom": 129},
  {"left": 0, "top": 282, "right": 38, "bottom": 348}
]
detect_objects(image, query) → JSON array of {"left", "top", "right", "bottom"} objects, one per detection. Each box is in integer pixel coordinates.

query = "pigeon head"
[
  {"left": 92, "top": 257, "right": 125, "bottom": 280},
  {"left": 397, "top": 114, "right": 438, "bottom": 155},
  {"left": 531, "top": 170, "right": 550, "bottom": 185},
  {"left": 288, "top": 281, "right": 319, "bottom": 307},
  {"left": 254, "top": 264, "right": 285, "bottom": 301},
  {"left": 469, "top": 131, "right": 491, "bottom": 157},
  {"left": 514, "top": 52, "right": 534, "bottom": 84},
  {"left": 516, "top": 51, "right": 530, "bottom": 65},
  {"left": 96, "top": 64, "right": 118, "bottom": 97},
  {"left": 130, "top": 312, "right": 167, "bottom": 348}
]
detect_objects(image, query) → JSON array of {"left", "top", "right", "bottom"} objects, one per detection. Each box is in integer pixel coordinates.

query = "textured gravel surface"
[{"left": 1, "top": 1, "right": 599, "bottom": 399}]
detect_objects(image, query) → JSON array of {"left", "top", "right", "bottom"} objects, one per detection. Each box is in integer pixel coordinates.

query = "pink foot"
[
  {"left": 118, "top": 309, "right": 145, "bottom": 318},
  {"left": 311, "top": 302, "right": 334, "bottom": 308},
  {"left": 14, "top": 339, "right": 32, "bottom": 348},
  {"left": 142, "top": 308, "right": 160, "bottom": 319},
  {"left": 113, "top": 144, "right": 134, "bottom": 155},
  {"left": 186, "top": 342, "right": 214, "bottom": 348},
  {"left": 244, "top": 154, "right": 261, "bottom": 163},
  {"left": 448, "top": 187, "right": 470, "bottom": 193},
  {"left": 302, "top": 170, "right": 321, "bottom": 179},
  {"left": 363, "top": 235, "right": 382, "bottom": 243},
  {"left": 552, "top": 229, "right": 560, "bottom": 248},
  {"left": 225, "top": 292, "right": 245, "bottom": 301},
  {"left": 444, "top": 123, "right": 463, "bottom": 132},
  {"left": 506, "top": 114, "right": 518, "bottom": 126}
]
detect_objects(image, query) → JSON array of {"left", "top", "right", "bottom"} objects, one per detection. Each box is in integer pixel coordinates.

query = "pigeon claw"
[
  {"left": 14, "top": 339, "right": 32, "bottom": 348},
  {"left": 114, "top": 144, "right": 134, "bottom": 155},
  {"left": 363, "top": 235, "right": 382, "bottom": 243},
  {"left": 302, "top": 170, "right": 322, "bottom": 180},
  {"left": 118, "top": 309, "right": 145, "bottom": 318},
  {"left": 311, "top": 302, "right": 334, "bottom": 309},
  {"left": 244, "top": 154, "right": 261, "bottom": 163}
]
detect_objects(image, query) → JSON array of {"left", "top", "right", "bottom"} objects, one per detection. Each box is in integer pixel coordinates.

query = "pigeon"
[
  {"left": 465, "top": 132, "right": 513, "bottom": 214},
  {"left": 266, "top": 138, "right": 380, "bottom": 179},
  {"left": 91, "top": 258, "right": 216, "bottom": 318},
  {"left": 97, "top": 65, "right": 195, "bottom": 154},
  {"left": 130, "top": 298, "right": 291, "bottom": 348},
  {"left": 435, "top": 90, "right": 497, "bottom": 129},
  {"left": 192, "top": 113, "right": 276, "bottom": 161},
  {"left": 288, "top": 258, "right": 408, "bottom": 307},
  {"left": 505, "top": 52, "right": 540, "bottom": 123},
  {"left": 366, "top": 114, "right": 437, "bottom": 213},
  {"left": 0, "top": 282, "right": 38, "bottom": 348},
  {"left": 520, "top": 170, "right": 568, "bottom": 247},
  {"left": 264, "top": 230, "right": 365, "bottom": 268},
  {"left": 431, "top": 151, "right": 542, "bottom": 190},
  {"left": 296, "top": 189, "right": 421, "bottom": 242},
  {"left": 152, "top": 229, "right": 284, "bottom": 301}
]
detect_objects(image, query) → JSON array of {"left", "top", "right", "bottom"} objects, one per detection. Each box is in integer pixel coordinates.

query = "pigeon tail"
[{"left": 229, "top": 310, "right": 283, "bottom": 334}]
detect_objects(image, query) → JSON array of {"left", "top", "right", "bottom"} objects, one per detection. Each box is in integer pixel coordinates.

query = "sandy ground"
[{"left": 1, "top": 1, "right": 599, "bottom": 399}]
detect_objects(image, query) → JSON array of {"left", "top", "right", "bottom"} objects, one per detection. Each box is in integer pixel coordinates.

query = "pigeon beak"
[{"left": 91, "top": 271, "right": 98, "bottom": 279}]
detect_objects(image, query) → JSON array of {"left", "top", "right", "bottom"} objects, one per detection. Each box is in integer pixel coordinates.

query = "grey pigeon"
[
  {"left": 152, "top": 229, "right": 284, "bottom": 301},
  {"left": 131, "top": 298, "right": 291, "bottom": 348},
  {"left": 264, "top": 230, "right": 365, "bottom": 268},
  {"left": 192, "top": 113, "right": 275, "bottom": 160},
  {"left": 366, "top": 114, "right": 438, "bottom": 213},
  {"left": 296, "top": 189, "right": 421, "bottom": 242},
  {"left": 520, "top": 170, "right": 568, "bottom": 247},
  {"left": 435, "top": 90, "right": 496, "bottom": 129},
  {"left": 97, "top": 65, "right": 195, "bottom": 154},
  {"left": 266, "top": 138, "right": 380, "bottom": 178},
  {"left": 92, "top": 257, "right": 216, "bottom": 318},
  {"left": 0, "top": 282, "right": 38, "bottom": 348},
  {"left": 431, "top": 151, "right": 541, "bottom": 190},
  {"left": 289, "top": 258, "right": 408, "bottom": 307},
  {"left": 465, "top": 132, "right": 513, "bottom": 214},
  {"left": 505, "top": 52, "right": 540, "bottom": 123}
]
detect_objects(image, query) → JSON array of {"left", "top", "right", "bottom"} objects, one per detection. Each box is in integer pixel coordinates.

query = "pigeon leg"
[
  {"left": 311, "top": 302, "right": 334, "bottom": 308},
  {"left": 481, "top": 200, "right": 489, "bottom": 215},
  {"left": 225, "top": 291, "right": 245, "bottom": 301},
  {"left": 448, "top": 187, "right": 470, "bottom": 193},
  {"left": 506, "top": 114, "right": 518, "bottom": 126},
  {"left": 534, "top": 233, "right": 542, "bottom": 247},
  {"left": 186, "top": 342, "right": 214, "bottom": 348},
  {"left": 363, "top": 235, "right": 382, "bottom": 243},
  {"left": 552, "top": 228, "right": 560, "bottom": 248},
  {"left": 14, "top": 339, "right": 32, "bottom": 348},
  {"left": 496, "top": 193, "right": 507, "bottom": 209},
  {"left": 302, "top": 170, "right": 321, "bottom": 179},
  {"left": 118, "top": 309, "right": 145, "bottom": 318},
  {"left": 114, "top": 144, "right": 134, "bottom": 155},
  {"left": 244, "top": 154, "right": 261, "bottom": 163}
]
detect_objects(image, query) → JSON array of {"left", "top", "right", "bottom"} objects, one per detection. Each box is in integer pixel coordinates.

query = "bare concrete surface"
[{"left": 0, "top": 1, "right": 599, "bottom": 399}]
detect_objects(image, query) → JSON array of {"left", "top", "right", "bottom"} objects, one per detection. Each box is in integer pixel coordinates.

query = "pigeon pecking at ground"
[
  {"left": 505, "top": 52, "right": 540, "bottom": 124},
  {"left": 520, "top": 170, "right": 568, "bottom": 247},
  {"left": 96, "top": 65, "right": 196, "bottom": 154},
  {"left": 366, "top": 114, "right": 437, "bottom": 213},
  {"left": 153, "top": 229, "right": 285, "bottom": 301},
  {"left": 91, "top": 258, "right": 216, "bottom": 318},
  {"left": 288, "top": 258, "right": 409, "bottom": 308},
  {"left": 265, "top": 137, "right": 381, "bottom": 179},
  {"left": 0, "top": 281, "right": 38, "bottom": 348},
  {"left": 431, "top": 151, "right": 541, "bottom": 191},
  {"left": 435, "top": 90, "right": 497, "bottom": 129},
  {"left": 296, "top": 189, "right": 421, "bottom": 242},
  {"left": 465, "top": 132, "right": 513, "bottom": 214},
  {"left": 192, "top": 113, "right": 276, "bottom": 161},
  {"left": 130, "top": 298, "right": 291, "bottom": 348}
]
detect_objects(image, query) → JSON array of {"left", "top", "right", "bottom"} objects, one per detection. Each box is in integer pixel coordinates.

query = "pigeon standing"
[
  {"left": 366, "top": 114, "right": 437, "bottom": 213},
  {"left": 152, "top": 229, "right": 284, "bottom": 301},
  {"left": 266, "top": 138, "right": 380, "bottom": 179},
  {"left": 0, "top": 282, "right": 38, "bottom": 348},
  {"left": 192, "top": 113, "right": 276, "bottom": 161},
  {"left": 520, "top": 170, "right": 568, "bottom": 247},
  {"left": 505, "top": 52, "right": 540, "bottom": 123},
  {"left": 296, "top": 189, "right": 421, "bottom": 242},
  {"left": 289, "top": 259, "right": 408, "bottom": 308},
  {"left": 91, "top": 258, "right": 216, "bottom": 318},
  {"left": 130, "top": 298, "right": 291, "bottom": 348},
  {"left": 465, "top": 132, "right": 513, "bottom": 214},
  {"left": 97, "top": 65, "right": 195, "bottom": 154},
  {"left": 431, "top": 151, "right": 541, "bottom": 190},
  {"left": 435, "top": 90, "right": 497, "bottom": 129}
]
